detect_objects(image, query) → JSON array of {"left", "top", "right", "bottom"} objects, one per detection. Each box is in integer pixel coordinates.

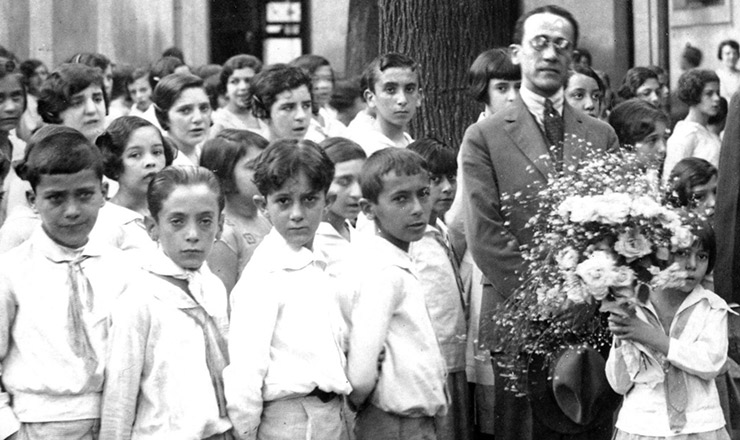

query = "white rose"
[
  {"left": 611, "top": 266, "right": 636, "bottom": 287},
  {"left": 575, "top": 250, "right": 616, "bottom": 289},
  {"left": 614, "top": 230, "right": 653, "bottom": 261}
]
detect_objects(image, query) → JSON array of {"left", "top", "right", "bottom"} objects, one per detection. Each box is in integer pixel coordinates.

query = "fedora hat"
[{"left": 528, "top": 344, "right": 622, "bottom": 434}]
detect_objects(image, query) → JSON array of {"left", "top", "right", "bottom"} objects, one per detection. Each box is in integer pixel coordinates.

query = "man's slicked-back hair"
[
  {"left": 15, "top": 125, "right": 104, "bottom": 190},
  {"left": 361, "top": 52, "right": 419, "bottom": 95},
  {"left": 407, "top": 138, "right": 456, "bottom": 177},
  {"left": 360, "top": 148, "right": 428, "bottom": 204},
  {"left": 38, "top": 63, "right": 108, "bottom": 124},
  {"left": 468, "top": 48, "right": 521, "bottom": 104},
  {"left": 253, "top": 138, "right": 334, "bottom": 196},
  {"left": 512, "top": 5, "right": 579, "bottom": 47},
  {"left": 147, "top": 165, "right": 224, "bottom": 221}
]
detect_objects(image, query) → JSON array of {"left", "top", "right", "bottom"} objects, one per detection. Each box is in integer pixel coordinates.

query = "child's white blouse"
[{"left": 605, "top": 284, "right": 730, "bottom": 436}]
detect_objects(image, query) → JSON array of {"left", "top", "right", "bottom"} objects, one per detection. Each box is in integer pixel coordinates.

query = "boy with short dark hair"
[
  {"left": 224, "top": 138, "right": 351, "bottom": 440},
  {"left": 0, "top": 125, "right": 129, "bottom": 440},
  {"left": 348, "top": 53, "right": 422, "bottom": 156},
  {"left": 348, "top": 148, "right": 448, "bottom": 440}
]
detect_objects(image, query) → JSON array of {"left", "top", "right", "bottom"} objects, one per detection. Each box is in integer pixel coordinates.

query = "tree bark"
[
  {"left": 345, "top": 0, "right": 379, "bottom": 79},
  {"left": 377, "top": 0, "right": 518, "bottom": 149}
]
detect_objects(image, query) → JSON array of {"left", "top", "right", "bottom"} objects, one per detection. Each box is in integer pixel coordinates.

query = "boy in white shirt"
[
  {"left": 348, "top": 148, "right": 449, "bottom": 440},
  {"left": 224, "top": 138, "right": 351, "bottom": 440},
  {"left": 348, "top": 53, "right": 421, "bottom": 156},
  {"left": 0, "top": 125, "right": 129, "bottom": 439}
]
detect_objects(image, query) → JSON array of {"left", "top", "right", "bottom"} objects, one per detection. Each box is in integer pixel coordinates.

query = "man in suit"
[{"left": 460, "top": 5, "right": 619, "bottom": 440}]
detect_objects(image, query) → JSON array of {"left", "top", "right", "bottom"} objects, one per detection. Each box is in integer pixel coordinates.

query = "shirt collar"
[
  {"left": 142, "top": 247, "right": 216, "bottom": 310},
  {"left": 519, "top": 85, "right": 564, "bottom": 127},
  {"left": 31, "top": 225, "right": 104, "bottom": 263},
  {"left": 259, "top": 228, "right": 328, "bottom": 272},
  {"left": 367, "top": 234, "right": 414, "bottom": 272},
  {"left": 643, "top": 283, "right": 731, "bottom": 320}
]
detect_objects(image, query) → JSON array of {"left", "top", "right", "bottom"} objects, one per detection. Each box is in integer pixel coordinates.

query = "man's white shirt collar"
[{"left": 519, "top": 85, "right": 564, "bottom": 129}]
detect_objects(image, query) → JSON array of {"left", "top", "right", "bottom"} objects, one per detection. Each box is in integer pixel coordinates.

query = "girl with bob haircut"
[
  {"left": 663, "top": 69, "right": 722, "bottom": 181},
  {"left": 250, "top": 64, "right": 313, "bottom": 141},
  {"left": 200, "top": 129, "right": 271, "bottom": 293},
  {"left": 37, "top": 63, "right": 108, "bottom": 142},
  {"left": 96, "top": 116, "right": 176, "bottom": 212},
  {"left": 617, "top": 66, "right": 661, "bottom": 108},
  {"left": 152, "top": 72, "right": 212, "bottom": 166},
  {"left": 94, "top": 115, "right": 177, "bottom": 255},
  {"left": 467, "top": 47, "right": 521, "bottom": 118}
]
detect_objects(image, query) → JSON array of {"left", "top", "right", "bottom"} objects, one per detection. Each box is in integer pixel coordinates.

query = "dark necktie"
[{"left": 544, "top": 98, "right": 564, "bottom": 172}]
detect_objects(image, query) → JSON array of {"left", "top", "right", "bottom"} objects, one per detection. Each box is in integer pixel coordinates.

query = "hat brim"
[{"left": 527, "top": 345, "right": 622, "bottom": 434}]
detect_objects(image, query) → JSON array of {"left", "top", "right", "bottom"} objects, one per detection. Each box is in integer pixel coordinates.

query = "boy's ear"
[
  {"left": 144, "top": 215, "right": 159, "bottom": 242},
  {"left": 25, "top": 190, "right": 36, "bottom": 213},
  {"left": 253, "top": 195, "right": 268, "bottom": 220},
  {"left": 359, "top": 197, "right": 375, "bottom": 221},
  {"left": 363, "top": 88, "right": 376, "bottom": 109}
]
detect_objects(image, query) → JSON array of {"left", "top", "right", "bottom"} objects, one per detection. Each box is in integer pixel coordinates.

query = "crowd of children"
[{"left": 0, "top": 4, "right": 736, "bottom": 439}]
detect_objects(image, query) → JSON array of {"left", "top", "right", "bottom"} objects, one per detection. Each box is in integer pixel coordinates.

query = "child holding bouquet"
[{"left": 606, "top": 221, "right": 731, "bottom": 439}]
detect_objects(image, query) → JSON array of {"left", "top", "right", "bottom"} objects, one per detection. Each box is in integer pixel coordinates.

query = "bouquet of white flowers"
[{"left": 490, "top": 145, "right": 696, "bottom": 394}]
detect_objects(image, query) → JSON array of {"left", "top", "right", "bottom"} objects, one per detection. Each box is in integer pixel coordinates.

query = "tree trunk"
[
  {"left": 345, "top": 0, "right": 379, "bottom": 79},
  {"left": 377, "top": 0, "right": 518, "bottom": 149}
]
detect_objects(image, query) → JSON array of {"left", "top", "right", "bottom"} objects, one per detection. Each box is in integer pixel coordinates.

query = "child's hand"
[{"left": 608, "top": 313, "right": 669, "bottom": 355}]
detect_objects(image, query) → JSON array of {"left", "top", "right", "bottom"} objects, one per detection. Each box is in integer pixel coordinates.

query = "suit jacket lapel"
[{"left": 503, "top": 97, "right": 551, "bottom": 178}]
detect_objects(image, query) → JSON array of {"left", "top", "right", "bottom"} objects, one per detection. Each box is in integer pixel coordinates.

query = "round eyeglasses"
[{"left": 529, "top": 35, "right": 573, "bottom": 54}]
